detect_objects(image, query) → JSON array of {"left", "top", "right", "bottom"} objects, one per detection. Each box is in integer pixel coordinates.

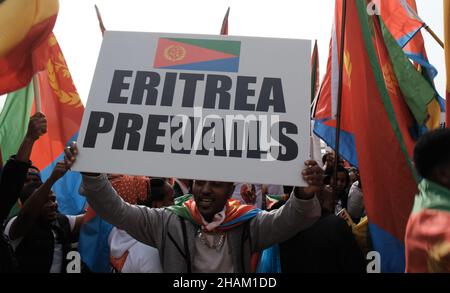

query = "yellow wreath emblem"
[
  {"left": 46, "top": 36, "right": 83, "bottom": 108},
  {"left": 164, "top": 45, "right": 186, "bottom": 62}
]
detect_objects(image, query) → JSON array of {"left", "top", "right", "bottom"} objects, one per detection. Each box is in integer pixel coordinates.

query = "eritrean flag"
[
  {"left": 0, "top": 0, "right": 59, "bottom": 95},
  {"left": 0, "top": 33, "right": 85, "bottom": 217},
  {"left": 380, "top": 0, "right": 444, "bottom": 131},
  {"left": 154, "top": 38, "right": 240, "bottom": 73},
  {"left": 314, "top": 0, "right": 420, "bottom": 272},
  {"left": 405, "top": 179, "right": 450, "bottom": 272}
]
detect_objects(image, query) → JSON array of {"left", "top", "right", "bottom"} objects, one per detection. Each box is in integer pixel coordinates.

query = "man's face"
[
  {"left": 338, "top": 172, "right": 348, "bottom": 192},
  {"left": 40, "top": 192, "right": 58, "bottom": 222},
  {"left": 331, "top": 172, "right": 348, "bottom": 193},
  {"left": 192, "top": 180, "right": 234, "bottom": 222},
  {"left": 326, "top": 152, "right": 335, "bottom": 165}
]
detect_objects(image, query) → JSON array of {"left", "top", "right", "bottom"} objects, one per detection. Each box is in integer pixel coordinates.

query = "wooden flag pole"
[
  {"left": 32, "top": 73, "right": 42, "bottom": 113},
  {"left": 220, "top": 7, "right": 230, "bottom": 35},
  {"left": 332, "top": 0, "right": 347, "bottom": 200},
  {"left": 95, "top": 4, "right": 106, "bottom": 36},
  {"left": 424, "top": 25, "right": 444, "bottom": 49}
]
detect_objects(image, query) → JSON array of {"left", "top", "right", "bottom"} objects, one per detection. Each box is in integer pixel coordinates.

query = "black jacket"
[
  {"left": 0, "top": 157, "right": 30, "bottom": 273},
  {"left": 15, "top": 214, "right": 72, "bottom": 273},
  {"left": 280, "top": 214, "right": 366, "bottom": 273}
]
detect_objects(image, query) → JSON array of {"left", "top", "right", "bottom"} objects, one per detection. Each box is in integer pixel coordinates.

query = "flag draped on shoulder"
[
  {"left": 0, "top": 0, "right": 59, "bottom": 95},
  {"left": 167, "top": 194, "right": 261, "bottom": 231},
  {"left": 405, "top": 179, "right": 450, "bottom": 272}
]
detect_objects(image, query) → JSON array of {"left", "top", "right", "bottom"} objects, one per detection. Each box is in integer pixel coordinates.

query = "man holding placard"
[
  {"left": 65, "top": 143, "right": 321, "bottom": 273},
  {"left": 69, "top": 31, "right": 317, "bottom": 272}
]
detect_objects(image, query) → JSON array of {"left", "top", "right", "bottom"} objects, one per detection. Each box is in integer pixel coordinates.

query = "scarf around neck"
[{"left": 166, "top": 194, "right": 261, "bottom": 231}]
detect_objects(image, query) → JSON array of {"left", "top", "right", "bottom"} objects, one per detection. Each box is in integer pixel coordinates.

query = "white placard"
[{"left": 74, "top": 31, "right": 311, "bottom": 186}]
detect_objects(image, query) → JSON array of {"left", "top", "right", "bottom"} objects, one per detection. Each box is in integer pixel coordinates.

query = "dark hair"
[
  {"left": 20, "top": 181, "right": 42, "bottom": 204},
  {"left": 334, "top": 165, "right": 350, "bottom": 189},
  {"left": 413, "top": 128, "right": 450, "bottom": 180},
  {"left": 143, "top": 178, "right": 167, "bottom": 207}
]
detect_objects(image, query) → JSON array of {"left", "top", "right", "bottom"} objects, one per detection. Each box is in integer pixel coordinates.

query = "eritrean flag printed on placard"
[{"left": 154, "top": 38, "right": 240, "bottom": 72}]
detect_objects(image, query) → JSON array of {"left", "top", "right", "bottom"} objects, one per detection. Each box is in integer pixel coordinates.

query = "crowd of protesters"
[{"left": 1, "top": 112, "right": 449, "bottom": 273}]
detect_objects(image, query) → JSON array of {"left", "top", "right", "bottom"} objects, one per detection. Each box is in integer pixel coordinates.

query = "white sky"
[{"left": 0, "top": 0, "right": 446, "bottom": 107}]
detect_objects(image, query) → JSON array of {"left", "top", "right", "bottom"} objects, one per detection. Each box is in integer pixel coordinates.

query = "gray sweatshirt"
[{"left": 79, "top": 174, "right": 321, "bottom": 273}]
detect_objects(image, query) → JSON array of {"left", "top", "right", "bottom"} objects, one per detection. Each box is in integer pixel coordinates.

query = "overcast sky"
[{"left": 0, "top": 0, "right": 446, "bottom": 108}]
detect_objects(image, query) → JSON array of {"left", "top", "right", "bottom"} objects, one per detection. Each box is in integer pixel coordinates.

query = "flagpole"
[
  {"left": 220, "top": 7, "right": 230, "bottom": 35},
  {"left": 95, "top": 4, "right": 106, "bottom": 36},
  {"left": 405, "top": 3, "right": 444, "bottom": 49},
  {"left": 333, "top": 0, "right": 347, "bottom": 199},
  {"left": 445, "top": 0, "right": 450, "bottom": 128},
  {"left": 424, "top": 25, "right": 444, "bottom": 49},
  {"left": 32, "top": 73, "right": 42, "bottom": 113}
]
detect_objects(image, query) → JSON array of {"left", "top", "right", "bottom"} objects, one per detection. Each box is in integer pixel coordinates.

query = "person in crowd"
[
  {"left": 322, "top": 151, "right": 335, "bottom": 177},
  {"left": 279, "top": 212, "right": 366, "bottom": 273},
  {"left": 347, "top": 179, "right": 364, "bottom": 224},
  {"left": 0, "top": 112, "right": 47, "bottom": 272},
  {"left": 108, "top": 174, "right": 150, "bottom": 205},
  {"left": 65, "top": 142, "right": 321, "bottom": 273},
  {"left": 109, "top": 177, "right": 174, "bottom": 273},
  {"left": 328, "top": 165, "right": 351, "bottom": 213},
  {"left": 173, "top": 179, "right": 193, "bottom": 198},
  {"left": 348, "top": 167, "right": 359, "bottom": 185},
  {"left": 405, "top": 128, "right": 450, "bottom": 273},
  {"left": 4, "top": 161, "right": 85, "bottom": 273},
  {"left": 232, "top": 183, "right": 284, "bottom": 209},
  {"left": 266, "top": 177, "right": 365, "bottom": 273}
]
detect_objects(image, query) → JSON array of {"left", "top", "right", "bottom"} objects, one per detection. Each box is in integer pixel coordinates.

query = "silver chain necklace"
[{"left": 197, "top": 229, "right": 226, "bottom": 250}]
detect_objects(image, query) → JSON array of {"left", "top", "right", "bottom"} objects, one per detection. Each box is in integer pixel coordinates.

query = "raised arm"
[
  {"left": 250, "top": 160, "right": 323, "bottom": 251},
  {"left": 8, "top": 161, "right": 68, "bottom": 240},
  {"left": 65, "top": 143, "right": 166, "bottom": 248},
  {"left": 0, "top": 112, "right": 47, "bottom": 223}
]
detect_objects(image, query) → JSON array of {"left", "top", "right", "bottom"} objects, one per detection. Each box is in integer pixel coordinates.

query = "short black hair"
[
  {"left": 149, "top": 178, "right": 166, "bottom": 202},
  {"left": 336, "top": 165, "right": 350, "bottom": 188},
  {"left": 413, "top": 128, "right": 450, "bottom": 180}
]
